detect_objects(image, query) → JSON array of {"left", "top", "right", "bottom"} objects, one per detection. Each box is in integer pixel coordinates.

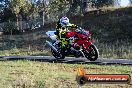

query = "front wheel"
[
  {"left": 84, "top": 44, "right": 99, "bottom": 61},
  {"left": 51, "top": 42, "right": 65, "bottom": 59}
]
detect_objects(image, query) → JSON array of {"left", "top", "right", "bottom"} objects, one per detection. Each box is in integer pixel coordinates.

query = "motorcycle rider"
[{"left": 55, "top": 16, "right": 78, "bottom": 48}]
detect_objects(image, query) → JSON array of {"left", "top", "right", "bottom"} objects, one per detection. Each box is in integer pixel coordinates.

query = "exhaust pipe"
[{"left": 46, "top": 40, "right": 58, "bottom": 53}]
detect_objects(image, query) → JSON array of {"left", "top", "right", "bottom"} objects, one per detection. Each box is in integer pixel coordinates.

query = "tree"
[
  {"left": 51, "top": 0, "right": 69, "bottom": 20},
  {"left": 67, "top": 0, "right": 80, "bottom": 16},
  {"left": 81, "top": 0, "right": 89, "bottom": 13},
  {"left": 66, "top": 0, "right": 115, "bottom": 16},
  {"left": 91, "top": 0, "right": 115, "bottom": 8},
  {"left": 36, "top": 0, "right": 69, "bottom": 24},
  {"left": 0, "top": 0, "right": 10, "bottom": 7},
  {"left": 129, "top": 0, "right": 132, "bottom": 5},
  {"left": 36, "top": 0, "right": 53, "bottom": 26},
  {"left": 1, "top": 7, "right": 16, "bottom": 22},
  {"left": 67, "top": 0, "right": 89, "bottom": 16},
  {"left": 9, "top": 0, "right": 32, "bottom": 30},
  {"left": 112, "top": 0, "right": 121, "bottom": 6}
]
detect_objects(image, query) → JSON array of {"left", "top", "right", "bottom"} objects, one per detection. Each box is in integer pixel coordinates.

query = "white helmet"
[{"left": 60, "top": 16, "right": 70, "bottom": 27}]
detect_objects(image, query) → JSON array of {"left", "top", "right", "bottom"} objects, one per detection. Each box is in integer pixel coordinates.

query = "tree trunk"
[
  {"left": 16, "top": 14, "right": 19, "bottom": 30},
  {"left": 67, "top": 0, "right": 89, "bottom": 16},
  {"left": 67, "top": 0, "right": 80, "bottom": 17},
  {"left": 81, "top": 0, "right": 89, "bottom": 14},
  {"left": 43, "top": 11, "right": 45, "bottom": 26},
  {"left": 20, "top": 15, "right": 22, "bottom": 31}
]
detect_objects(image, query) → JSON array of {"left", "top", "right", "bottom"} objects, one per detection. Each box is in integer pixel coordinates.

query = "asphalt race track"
[{"left": 0, "top": 56, "right": 132, "bottom": 65}]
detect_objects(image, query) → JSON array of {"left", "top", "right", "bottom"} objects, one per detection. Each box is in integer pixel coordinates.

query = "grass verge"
[
  {"left": 0, "top": 60, "right": 132, "bottom": 88},
  {"left": 0, "top": 45, "right": 132, "bottom": 59},
  {"left": 0, "top": 48, "right": 51, "bottom": 56}
]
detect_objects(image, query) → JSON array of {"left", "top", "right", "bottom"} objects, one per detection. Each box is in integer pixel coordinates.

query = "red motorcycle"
[{"left": 46, "top": 27, "right": 99, "bottom": 61}]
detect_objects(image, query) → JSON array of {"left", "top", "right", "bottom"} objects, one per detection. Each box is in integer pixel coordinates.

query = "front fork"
[
  {"left": 79, "top": 45, "right": 86, "bottom": 57},
  {"left": 79, "top": 42, "right": 92, "bottom": 57}
]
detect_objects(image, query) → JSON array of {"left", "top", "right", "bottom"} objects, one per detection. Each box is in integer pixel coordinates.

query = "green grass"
[
  {"left": 0, "top": 42, "right": 132, "bottom": 59},
  {"left": 0, "top": 60, "right": 132, "bottom": 88},
  {"left": 95, "top": 39, "right": 132, "bottom": 59},
  {"left": 0, "top": 48, "right": 51, "bottom": 56}
]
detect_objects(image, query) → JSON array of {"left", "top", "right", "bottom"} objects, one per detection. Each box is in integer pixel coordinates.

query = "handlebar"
[{"left": 65, "top": 26, "right": 89, "bottom": 37}]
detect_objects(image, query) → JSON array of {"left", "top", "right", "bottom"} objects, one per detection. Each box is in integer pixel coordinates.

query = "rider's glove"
[{"left": 75, "top": 28, "right": 81, "bottom": 33}]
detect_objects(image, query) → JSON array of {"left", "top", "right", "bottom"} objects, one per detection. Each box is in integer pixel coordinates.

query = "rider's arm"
[{"left": 67, "top": 23, "right": 78, "bottom": 30}]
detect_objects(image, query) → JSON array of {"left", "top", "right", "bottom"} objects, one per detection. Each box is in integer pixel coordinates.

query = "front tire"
[
  {"left": 51, "top": 42, "right": 65, "bottom": 59},
  {"left": 84, "top": 44, "right": 99, "bottom": 61}
]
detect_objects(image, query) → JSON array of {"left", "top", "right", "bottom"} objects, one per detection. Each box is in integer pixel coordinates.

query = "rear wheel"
[{"left": 84, "top": 44, "right": 99, "bottom": 61}]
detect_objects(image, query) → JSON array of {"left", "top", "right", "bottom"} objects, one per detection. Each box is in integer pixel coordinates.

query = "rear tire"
[{"left": 84, "top": 44, "right": 99, "bottom": 61}]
